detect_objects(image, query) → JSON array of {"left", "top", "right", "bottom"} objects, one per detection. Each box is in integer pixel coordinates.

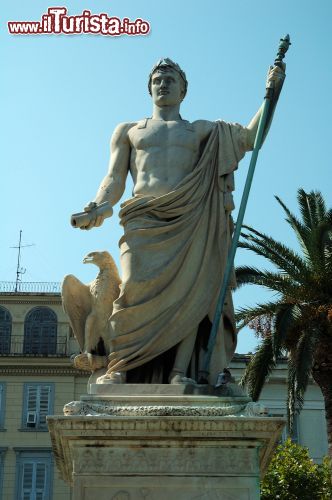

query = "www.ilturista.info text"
[{"left": 8, "top": 7, "right": 150, "bottom": 36}]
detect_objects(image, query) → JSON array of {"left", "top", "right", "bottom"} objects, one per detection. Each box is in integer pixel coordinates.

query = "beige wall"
[
  {"left": 1, "top": 374, "right": 89, "bottom": 500},
  {"left": 230, "top": 356, "right": 329, "bottom": 462},
  {"left": 0, "top": 292, "right": 89, "bottom": 500}
]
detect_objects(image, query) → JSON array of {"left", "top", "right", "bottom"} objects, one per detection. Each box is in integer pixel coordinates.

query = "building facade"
[
  {"left": 230, "top": 354, "right": 329, "bottom": 463},
  {"left": 0, "top": 282, "right": 329, "bottom": 499},
  {"left": 0, "top": 282, "right": 89, "bottom": 500}
]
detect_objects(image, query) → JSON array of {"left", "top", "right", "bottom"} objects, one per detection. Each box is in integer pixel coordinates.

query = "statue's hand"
[
  {"left": 266, "top": 63, "right": 286, "bottom": 91},
  {"left": 82, "top": 202, "right": 106, "bottom": 230},
  {"left": 71, "top": 201, "right": 113, "bottom": 230}
]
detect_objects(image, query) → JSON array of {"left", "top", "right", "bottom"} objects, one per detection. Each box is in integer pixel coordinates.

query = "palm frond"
[
  {"left": 240, "top": 232, "right": 305, "bottom": 274},
  {"left": 323, "top": 237, "right": 332, "bottom": 283},
  {"left": 286, "top": 328, "right": 320, "bottom": 433},
  {"left": 309, "top": 220, "right": 332, "bottom": 275},
  {"left": 235, "top": 266, "right": 262, "bottom": 289},
  {"left": 236, "top": 265, "right": 286, "bottom": 286},
  {"left": 272, "top": 304, "right": 302, "bottom": 358},
  {"left": 295, "top": 327, "right": 320, "bottom": 396},
  {"left": 236, "top": 265, "right": 298, "bottom": 293},
  {"left": 297, "top": 189, "right": 327, "bottom": 230},
  {"left": 240, "top": 336, "right": 275, "bottom": 401},
  {"left": 323, "top": 220, "right": 332, "bottom": 274},
  {"left": 276, "top": 192, "right": 332, "bottom": 274},
  {"left": 275, "top": 195, "right": 312, "bottom": 260},
  {"left": 240, "top": 270, "right": 313, "bottom": 305},
  {"left": 311, "top": 190, "right": 328, "bottom": 221},
  {"left": 236, "top": 301, "right": 281, "bottom": 330},
  {"left": 240, "top": 226, "right": 309, "bottom": 279}
]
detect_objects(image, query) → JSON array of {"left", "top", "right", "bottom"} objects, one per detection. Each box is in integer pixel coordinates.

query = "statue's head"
[{"left": 148, "top": 58, "right": 188, "bottom": 100}]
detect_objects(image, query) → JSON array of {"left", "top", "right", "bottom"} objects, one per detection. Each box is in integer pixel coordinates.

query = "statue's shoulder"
[
  {"left": 114, "top": 121, "right": 139, "bottom": 133},
  {"left": 115, "top": 119, "right": 153, "bottom": 134},
  {"left": 111, "top": 121, "right": 138, "bottom": 145},
  {"left": 191, "top": 119, "right": 215, "bottom": 140}
]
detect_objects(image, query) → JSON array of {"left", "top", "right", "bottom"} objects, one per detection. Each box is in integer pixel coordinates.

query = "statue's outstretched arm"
[
  {"left": 94, "top": 123, "right": 131, "bottom": 205},
  {"left": 72, "top": 122, "right": 132, "bottom": 230},
  {"left": 246, "top": 64, "right": 286, "bottom": 149}
]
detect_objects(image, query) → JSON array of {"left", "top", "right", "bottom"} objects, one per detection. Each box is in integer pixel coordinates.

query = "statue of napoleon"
[{"left": 70, "top": 58, "right": 285, "bottom": 385}]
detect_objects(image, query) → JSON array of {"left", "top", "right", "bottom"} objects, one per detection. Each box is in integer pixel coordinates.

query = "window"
[
  {"left": 0, "top": 383, "right": 6, "bottom": 429},
  {"left": 269, "top": 410, "right": 299, "bottom": 443},
  {"left": 24, "top": 308, "right": 57, "bottom": 355},
  {"left": 0, "top": 307, "right": 12, "bottom": 354},
  {"left": 0, "top": 448, "right": 7, "bottom": 500},
  {"left": 14, "top": 449, "right": 53, "bottom": 500},
  {"left": 22, "top": 384, "right": 54, "bottom": 430}
]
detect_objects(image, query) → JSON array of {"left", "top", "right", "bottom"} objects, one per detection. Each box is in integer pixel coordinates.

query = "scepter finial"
[{"left": 274, "top": 34, "right": 291, "bottom": 67}]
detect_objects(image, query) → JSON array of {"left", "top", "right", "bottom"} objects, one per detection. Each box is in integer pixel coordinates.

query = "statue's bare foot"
[
  {"left": 87, "top": 354, "right": 108, "bottom": 371},
  {"left": 73, "top": 353, "right": 91, "bottom": 371},
  {"left": 73, "top": 353, "right": 108, "bottom": 372},
  {"left": 169, "top": 373, "right": 197, "bottom": 385},
  {"left": 96, "top": 371, "right": 126, "bottom": 384}
]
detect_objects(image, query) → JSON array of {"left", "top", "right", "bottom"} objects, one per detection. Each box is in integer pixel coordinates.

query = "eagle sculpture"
[{"left": 62, "top": 251, "right": 121, "bottom": 371}]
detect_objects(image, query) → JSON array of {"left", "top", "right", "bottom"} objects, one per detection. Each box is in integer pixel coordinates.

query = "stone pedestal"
[{"left": 48, "top": 385, "right": 284, "bottom": 500}]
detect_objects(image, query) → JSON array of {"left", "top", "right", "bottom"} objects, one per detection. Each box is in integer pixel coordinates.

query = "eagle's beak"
[{"left": 83, "top": 256, "right": 94, "bottom": 264}]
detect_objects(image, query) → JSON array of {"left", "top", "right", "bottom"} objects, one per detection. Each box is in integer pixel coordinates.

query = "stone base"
[
  {"left": 74, "top": 476, "right": 259, "bottom": 499},
  {"left": 48, "top": 385, "right": 284, "bottom": 500}
]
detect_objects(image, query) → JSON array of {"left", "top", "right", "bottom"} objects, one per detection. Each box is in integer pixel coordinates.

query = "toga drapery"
[{"left": 108, "top": 120, "right": 250, "bottom": 377}]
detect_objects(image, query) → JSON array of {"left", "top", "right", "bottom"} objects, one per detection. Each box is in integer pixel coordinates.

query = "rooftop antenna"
[{"left": 10, "top": 230, "right": 35, "bottom": 292}]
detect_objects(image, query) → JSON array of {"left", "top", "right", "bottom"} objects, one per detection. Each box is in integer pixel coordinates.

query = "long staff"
[{"left": 202, "top": 35, "right": 291, "bottom": 378}]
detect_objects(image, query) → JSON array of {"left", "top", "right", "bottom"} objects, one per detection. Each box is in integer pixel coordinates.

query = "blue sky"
[{"left": 1, "top": 0, "right": 331, "bottom": 353}]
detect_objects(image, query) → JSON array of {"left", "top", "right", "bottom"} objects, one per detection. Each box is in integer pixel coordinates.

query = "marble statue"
[
  {"left": 62, "top": 251, "right": 121, "bottom": 371},
  {"left": 71, "top": 58, "right": 285, "bottom": 385}
]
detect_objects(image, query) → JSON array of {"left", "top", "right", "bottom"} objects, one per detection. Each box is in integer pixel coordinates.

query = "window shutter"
[
  {"left": 22, "top": 462, "right": 33, "bottom": 499},
  {"left": 27, "top": 386, "right": 38, "bottom": 414},
  {"left": 35, "top": 462, "right": 47, "bottom": 500},
  {"left": 38, "top": 386, "right": 51, "bottom": 427},
  {"left": 24, "top": 307, "right": 57, "bottom": 354},
  {"left": 0, "top": 306, "right": 12, "bottom": 354},
  {"left": 21, "top": 461, "right": 47, "bottom": 500},
  {"left": 25, "top": 384, "right": 52, "bottom": 428}
]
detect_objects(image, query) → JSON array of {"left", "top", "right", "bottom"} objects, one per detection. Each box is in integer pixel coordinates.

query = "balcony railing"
[
  {"left": 0, "top": 335, "right": 67, "bottom": 356},
  {"left": 0, "top": 281, "right": 61, "bottom": 294}
]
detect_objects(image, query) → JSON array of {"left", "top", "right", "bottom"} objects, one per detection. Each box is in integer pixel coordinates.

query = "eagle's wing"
[{"left": 61, "top": 274, "right": 92, "bottom": 351}]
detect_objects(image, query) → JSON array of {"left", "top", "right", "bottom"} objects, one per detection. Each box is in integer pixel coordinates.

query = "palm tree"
[{"left": 236, "top": 189, "right": 332, "bottom": 459}]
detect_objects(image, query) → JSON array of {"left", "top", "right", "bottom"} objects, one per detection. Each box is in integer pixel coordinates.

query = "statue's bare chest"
[{"left": 129, "top": 120, "right": 200, "bottom": 153}]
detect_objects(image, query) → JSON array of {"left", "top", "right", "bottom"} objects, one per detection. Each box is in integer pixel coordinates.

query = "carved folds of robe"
[{"left": 107, "top": 121, "right": 251, "bottom": 383}]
